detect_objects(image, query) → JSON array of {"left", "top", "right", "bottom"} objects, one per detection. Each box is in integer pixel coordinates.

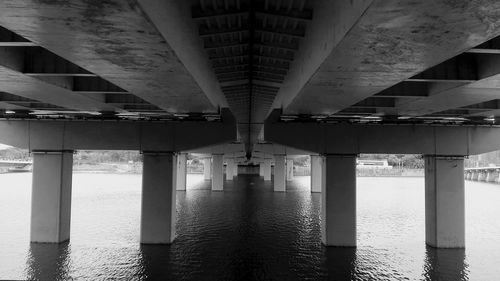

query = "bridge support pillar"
[
  {"left": 259, "top": 163, "right": 264, "bottom": 177},
  {"left": 176, "top": 153, "right": 187, "bottom": 191},
  {"left": 30, "top": 151, "right": 73, "bottom": 243},
  {"left": 486, "top": 170, "right": 499, "bottom": 183},
  {"left": 203, "top": 158, "right": 211, "bottom": 180},
  {"left": 233, "top": 161, "right": 238, "bottom": 177},
  {"left": 212, "top": 154, "right": 224, "bottom": 191},
  {"left": 321, "top": 154, "right": 357, "bottom": 246},
  {"left": 274, "top": 155, "right": 286, "bottom": 192},
  {"left": 140, "top": 152, "right": 176, "bottom": 244},
  {"left": 311, "top": 155, "right": 324, "bottom": 193},
  {"left": 478, "top": 171, "right": 487, "bottom": 181},
  {"left": 226, "top": 159, "right": 234, "bottom": 178},
  {"left": 286, "top": 159, "right": 294, "bottom": 181},
  {"left": 425, "top": 156, "right": 465, "bottom": 248},
  {"left": 226, "top": 159, "right": 234, "bottom": 180},
  {"left": 263, "top": 159, "right": 272, "bottom": 181},
  {"left": 471, "top": 171, "right": 479, "bottom": 181}
]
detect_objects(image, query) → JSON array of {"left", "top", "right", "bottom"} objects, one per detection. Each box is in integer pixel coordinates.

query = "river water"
[{"left": 0, "top": 173, "right": 499, "bottom": 280}]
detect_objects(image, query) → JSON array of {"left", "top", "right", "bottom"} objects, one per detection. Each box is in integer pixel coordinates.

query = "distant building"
[{"left": 356, "top": 159, "right": 392, "bottom": 169}]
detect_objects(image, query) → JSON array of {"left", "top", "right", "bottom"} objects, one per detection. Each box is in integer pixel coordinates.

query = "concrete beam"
[
  {"left": 0, "top": 108, "right": 235, "bottom": 151},
  {"left": 183, "top": 142, "right": 244, "bottom": 155},
  {"left": 271, "top": 0, "right": 373, "bottom": 113},
  {"left": 0, "top": 1, "right": 217, "bottom": 113},
  {"left": 138, "top": 0, "right": 227, "bottom": 109},
  {"left": 265, "top": 109, "right": 500, "bottom": 155},
  {"left": 282, "top": 1, "right": 500, "bottom": 116},
  {"left": 253, "top": 143, "right": 314, "bottom": 156}
]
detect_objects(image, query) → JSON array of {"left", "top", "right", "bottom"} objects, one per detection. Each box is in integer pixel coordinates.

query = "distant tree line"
[
  {"left": 359, "top": 154, "right": 424, "bottom": 169},
  {"left": 74, "top": 150, "right": 141, "bottom": 164},
  {"left": 0, "top": 146, "right": 497, "bottom": 169},
  {"left": 0, "top": 147, "right": 30, "bottom": 160}
]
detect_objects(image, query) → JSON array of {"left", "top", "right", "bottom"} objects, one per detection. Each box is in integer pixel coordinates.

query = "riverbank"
[{"left": 1, "top": 163, "right": 425, "bottom": 177}]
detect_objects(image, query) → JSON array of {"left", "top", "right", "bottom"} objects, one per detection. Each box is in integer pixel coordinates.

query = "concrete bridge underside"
[{"left": 2, "top": 0, "right": 500, "bottom": 249}]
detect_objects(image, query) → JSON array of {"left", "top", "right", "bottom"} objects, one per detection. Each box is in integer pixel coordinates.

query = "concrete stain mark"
[
  {"left": 0, "top": 0, "right": 215, "bottom": 112},
  {"left": 286, "top": 0, "right": 500, "bottom": 116},
  {"left": 30, "top": 0, "right": 181, "bottom": 72}
]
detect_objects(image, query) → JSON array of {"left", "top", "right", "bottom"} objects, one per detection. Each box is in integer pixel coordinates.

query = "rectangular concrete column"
[
  {"left": 478, "top": 171, "right": 487, "bottom": 181},
  {"left": 486, "top": 170, "right": 499, "bottom": 182},
  {"left": 274, "top": 155, "right": 286, "bottom": 192},
  {"left": 322, "top": 154, "right": 356, "bottom": 247},
  {"left": 226, "top": 159, "right": 234, "bottom": 180},
  {"left": 233, "top": 162, "right": 238, "bottom": 177},
  {"left": 141, "top": 152, "right": 176, "bottom": 244},
  {"left": 176, "top": 153, "right": 187, "bottom": 191},
  {"left": 31, "top": 151, "right": 73, "bottom": 243},
  {"left": 263, "top": 159, "right": 272, "bottom": 181},
  {"left": 203, "top": 158, "right": 211, "bottom": 180},
  {"left": 259, "top": 164, "right": 264, "bottom": 177},
  {"left": 425, "top": 155, "right": 465, "bottom": 248},
  {"left": 286, "top": 159, "right": 294, "bottom": 181},
  {"left": 310, "top": 155, "right": 323, "bottom": 193},
  {"left": 212, "top": 154, "right": 224, "bottom": 191}
]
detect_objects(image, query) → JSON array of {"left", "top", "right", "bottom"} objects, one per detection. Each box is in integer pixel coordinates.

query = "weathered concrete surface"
[
  {"left": 0, "top": 0, "right": 221, "bottom": 113},
  {"left": 0, "top": 109, "right": 235, "bottom": 151},
  {"left": 0, "top": 51, "right": 119, "bottom": 111},
  {"left": 30, "top": 151, "right": 73, "bottom": 243},
  {"left": 425, "top": 156, "right": 465, "bottom": 248},
  {"left": 279, "top": 0, "right": 500, "bottom": 115},
  {"left": 265, "top": 109, "right": 500, "bottom": 155},
  {"left": 141, "top": 152, "right": 176, "bottom": 244},
  {"left": 322, "top": 155, "right": 357, "bottom": 247}
]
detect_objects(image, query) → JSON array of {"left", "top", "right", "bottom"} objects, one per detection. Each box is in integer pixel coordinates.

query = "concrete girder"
[
  {"left": 397, "top": 52, "right": 500, "bottom": 116},
  {"left": 137, "top": 0, "right": 228, "bottom": 109},
  {"left": 271, "top": 0, "right": 373, "bottom": 114},
  {"left": 0, "top": 0, "right": 218, "bottom": 113},
  {"left": 0, "top": 108, "right": 236, "bottom": 151},
  {"left": 0, "top": 49, "right": 119, "bottom": 112},
  {"left": 183, "top": 143, "right": 245, "bottom": 155},
  {"left": 264, "top": 109, "right": 500, "bottom": 156},
  {"left": 280, "top": 0, "right": 500, "bottom": 116},
  {"left": 253, "top": 143, "right": 314, "bottom": 156}
]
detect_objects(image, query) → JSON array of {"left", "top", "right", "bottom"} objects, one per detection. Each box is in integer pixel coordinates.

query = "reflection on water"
[
  {"left": 139, "top": 245, "right": 176, "bottom": 281},
  {"left": 424, "top": 247, "right": 468, "bottom": 281},
  {"left": 26, "top": 242, "right": 71, "bottom": 281},
  {"left": 0, "top": 174, "right": 499, "bottom": 280},
  {"left": 324, "top": 247, "right": 357, "bottom": 280}
]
